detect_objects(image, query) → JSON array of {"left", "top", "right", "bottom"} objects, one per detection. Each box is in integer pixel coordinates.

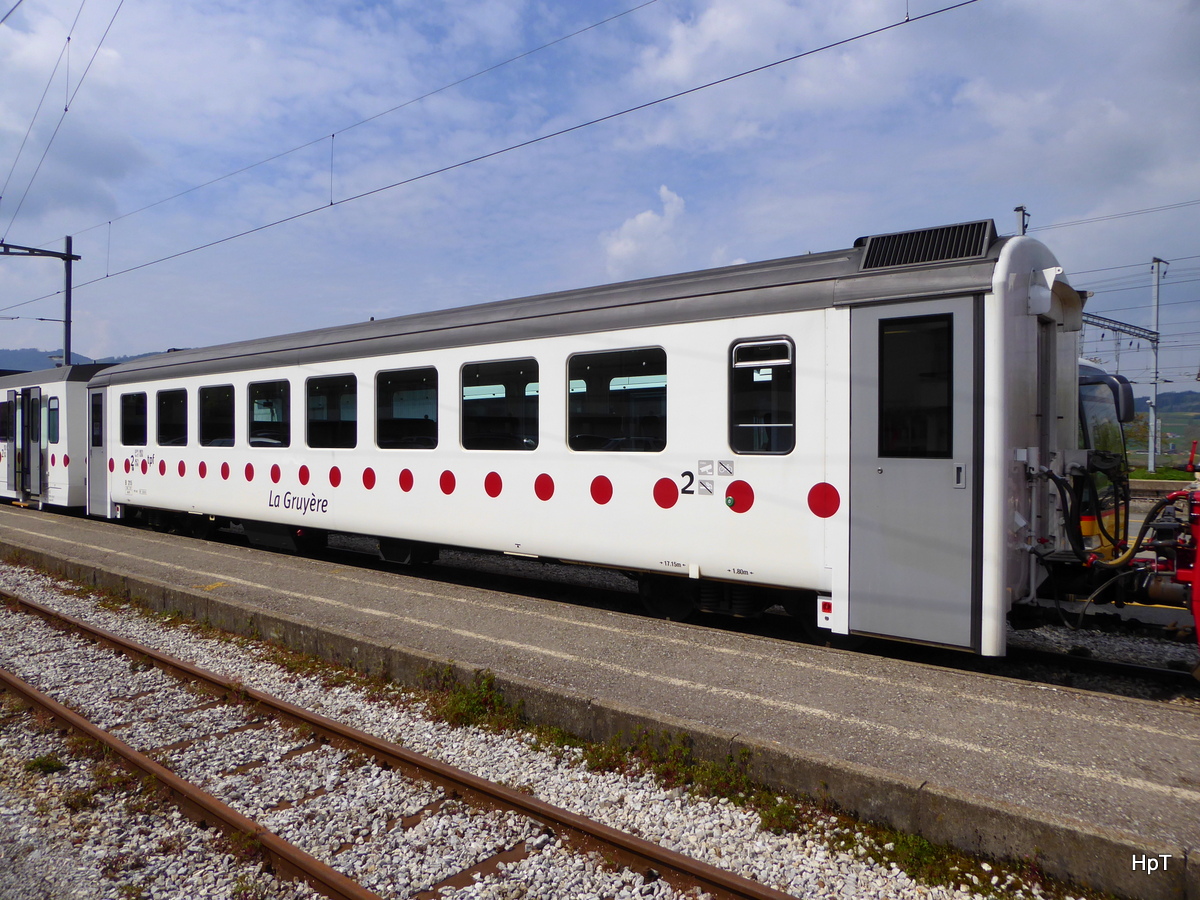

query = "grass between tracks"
[{"left": 0, "top": 561, "right": 1111, "bottom": 900}]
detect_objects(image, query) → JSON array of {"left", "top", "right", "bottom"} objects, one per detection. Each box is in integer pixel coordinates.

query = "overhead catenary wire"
[
  {"left": 4, "top": 0, "right": 988, "bottom": 313},
  {"left": 0, "top": 0, "right": 25, "bottom": 26},
  {"left": 1, "top": 0, "right": 125, "bottom": 242},
  {"left": 56, "top": 0, "right": 665, "bottom": 242},
  {"left": 0, "top": 0, "right": 88, "bottom": 219}
]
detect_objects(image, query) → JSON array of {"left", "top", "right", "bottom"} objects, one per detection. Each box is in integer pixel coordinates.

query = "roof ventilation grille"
[{"left": 860, "top": 220, "right": 996, "bottom": 270}]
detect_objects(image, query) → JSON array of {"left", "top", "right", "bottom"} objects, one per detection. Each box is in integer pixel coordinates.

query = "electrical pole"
[
  {"left": 1014, "top": 205, "right": 1029, "bottom": 236},
  {"left": 0, "top": 237, "right": 79, "bottom": 365},
  {"left": 1149, "top": 257, "right": 1167, "bottom": 473}
]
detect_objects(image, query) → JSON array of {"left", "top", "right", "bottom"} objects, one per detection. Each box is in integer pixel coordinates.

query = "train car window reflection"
[
  {"left": 47, "top": 397, "right": 60, "bottom": 444},
  {"left": 120, "top": 392, "right": 148, "bottom": 447},
  {"left": 199, "top": 385, "right": 235, "bottom": 447},
  {"left": 377, "top": 367, "right": 437, "bottom": 449},
  {"left": 729, "top": 339, "right": 794, "bottom": 454},
  {"left": 568, "top": 348, "right": 666, "bottom": 452},
  {"left": 156, "top": 389, "right": 188, "bottom": 446},
  {"left": 461, "top": 359, "right": 538, "bottom": 450},
  {"left": 307, "top": 374, "right": 357, "bottom": 449},
  {"left": 249, "top": 380, "right": 290, "bottom": 447},
  {"left": 878, "top": 314, "right": 952, "bottom": 458}
]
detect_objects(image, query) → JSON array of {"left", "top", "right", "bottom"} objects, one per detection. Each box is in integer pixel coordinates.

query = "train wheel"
[{"left": 639, "top": 575, "right": 698, "bottom": 622}]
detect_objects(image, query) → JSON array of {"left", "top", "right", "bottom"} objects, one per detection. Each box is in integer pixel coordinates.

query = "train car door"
[
  {"left": 848, "top": 296, "right": 981, "bottom": 650},
  {"left": 3, "top": 390, "right": 15, "bottom": 494},
  {"left": 87, "top": 388, "right": 108, "bottom": 516},
  {"left": 24, "top": 386, "right": 43, "bottom": 499}
]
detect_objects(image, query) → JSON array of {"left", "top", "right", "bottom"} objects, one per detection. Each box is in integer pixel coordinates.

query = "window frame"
[
  {"left": 156, "top": 389, "right": 188, "bottom": 447},
  {"left": 306, "top": 373, "right": 358, "bottom": 449},
  {"left": 460, "top": 358, "right": 539, "bottom": 451},
  {"left": 47, "top": 396, "right": 60, "bottom": 444},
  {"left": 728, "top": 337, "right": 796, "bottom": 455},
  {"left": 567, "top": 347, "right": 666, "bottom": 453},
  {"left": 376, "top": 366, "right": 438, "bottom": 450},
  {"left": 120, "top": 392, "right": 148, "bottom": 447},
  {"left": 877, "top": 313, "right": 953, "bottom": 460},
  {"left": 248, "top": 379, "right": 291, "bottom": 448},
  {"left": 198, "top": 384, "right": 236, "bottom": 448}
]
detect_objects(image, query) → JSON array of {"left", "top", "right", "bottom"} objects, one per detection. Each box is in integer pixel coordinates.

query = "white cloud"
[
  {"left": 0, "top": 0, "right": 1195, "bottom": 381},
  {"left": 602, "top": 185, "right": 686, "bottom": 280}
]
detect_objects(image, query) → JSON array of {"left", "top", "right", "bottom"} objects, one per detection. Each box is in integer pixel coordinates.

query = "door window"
[{"left": 878, "top": 315, "right": 952, "bottom": 458}]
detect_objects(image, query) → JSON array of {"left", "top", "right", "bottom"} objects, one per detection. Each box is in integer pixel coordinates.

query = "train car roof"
[
  {"left": 0, "top": 364, "right": 112, "bottom": 390},
  {"left": 92, "top": 219, "right": 1011, "bottom": 386}
]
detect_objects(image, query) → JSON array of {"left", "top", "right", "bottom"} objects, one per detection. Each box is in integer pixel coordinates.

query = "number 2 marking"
[{"left": 680, "top": 470, "right": 695, "bottom": 495}]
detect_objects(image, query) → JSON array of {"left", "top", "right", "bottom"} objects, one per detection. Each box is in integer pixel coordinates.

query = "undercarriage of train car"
[{"left": 1030, "top": 368, "right": 1200, "bottom": 660}]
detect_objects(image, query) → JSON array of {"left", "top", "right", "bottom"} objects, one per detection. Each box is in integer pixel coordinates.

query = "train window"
[
  {"left": 156, "top": 389, "right": 188, "bottom": 446},
  {"left": 249, "top": 380, "right": 290, "bottom": 447},
  {"left": 199, "top": 385, "right": 235, "bottom": 447},
  {"left": 90, "top": 394, "right": 103, "bottom": 447},
  {"left": 568, "top": 349, "right": 666, "bottom": 452},
  {"left": 461, "top": 359, "right": 538, "bottom": 451},
  {"left": 0, "top": 400, "right": 10, "bottom": 442},
  {"left": 120, "top": 393, "right": 148, "bottom": 447},
  {"left": 878, "top": 314, "right": 952, "bottom": 458},
  {"left": 729, "top": 339, "right": 795, "bottom": 454},
  {"left": 307, "top": 375, "right": 357, "bottom": 449},
  {"left": 377, "top": 367, "right": 437, "bottom": 449},
  {"left": 47, "top": 398, "right": 60, "bottom": 444}
]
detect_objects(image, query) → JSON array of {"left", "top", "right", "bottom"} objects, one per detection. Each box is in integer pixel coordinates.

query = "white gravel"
[{"left": 0, "top": 562, "right": 1095, "bottom": 900}]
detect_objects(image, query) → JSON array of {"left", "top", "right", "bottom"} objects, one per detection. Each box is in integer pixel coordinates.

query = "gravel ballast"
[{"left": 0, "top": 562, "right": 1104, "bottom": 899}]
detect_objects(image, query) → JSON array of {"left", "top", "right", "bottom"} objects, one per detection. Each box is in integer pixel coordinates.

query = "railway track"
[{"left": 0, "top": 588, "right": 796, "bottom": 900}]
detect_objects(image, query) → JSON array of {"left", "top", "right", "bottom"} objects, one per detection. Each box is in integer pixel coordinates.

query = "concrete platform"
[{"left": 1, "top": 503, "right": 1197, "bottom": 900}]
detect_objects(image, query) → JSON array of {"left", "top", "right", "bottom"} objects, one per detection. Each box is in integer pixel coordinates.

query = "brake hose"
[
  {"left": 1091, "top": 494, "right": 1176, "bottom": 569},
  {"left": 1043, "top": 468, "right": 1087, "bottom": 562}
]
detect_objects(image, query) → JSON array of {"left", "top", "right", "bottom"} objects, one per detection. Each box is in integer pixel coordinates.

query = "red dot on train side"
[
  {"left": 399, "top": 469, "right": 414, "bottom": 492},
  {"left": 270, "top": 464, "right": 281, "bottom": 484},
  {"left": 50, "top": 454, "right": 56, "bottom": 467},
  {"left": 140, "top": 459, "right": 148, "bottom": 475},
  {"left": 329, "top": 466, "right": 342, "bottom": 488},
  {"left": 725, "top": 480, "right": 754, "bottom": 513},
  {"left": 159, "top": 460, "right": 166, "bottom": 476},
  {"left": 535, "top": 474, "right": 555, "bottom": 501},
  {"left": 485, "top": 471, "right": 502, "bottom": 497},
  {"left": 198, "top": 461, "right": 207, "bottom": 478},
  {"left": 807, "top": 482, "right": 841, "bottom": 518},
  {"left": 63, "top": 455, "right": 69, "bottom": 467},
  {"left": 440, "top": 470, "right": 456, "bottom": 494},
  {"left": 362, "top": 467, "right": 376, "bottom": 490},
  {"left": 653, "top": 477, "right": 678, "bottom": 509},
  {"left": 178, "top": 460, "right": 186, "bottom": 477},
  {"left": 220, "top": 462, "right": 230, "bottom": 480},
  {"left": 298, "top": 465, "right": 310, "bottom": 486},
  {"left": 245, "top": 463, "right": 254, "bottom": 482},
  {"left": 591, "top": 475, "right": 613, "bottom": 505},
  {"left": 109, "top": 458, "right": 115, "bottom": 473}
]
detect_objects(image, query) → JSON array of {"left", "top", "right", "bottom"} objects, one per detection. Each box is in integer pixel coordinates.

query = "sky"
[{"left": 0, "top": 0, "right": 1198, "bottom": 395}]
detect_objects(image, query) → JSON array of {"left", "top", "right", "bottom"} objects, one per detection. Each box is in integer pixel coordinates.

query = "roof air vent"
[{"left": 860, "top": 220, "right": 996, "bottom": 270}]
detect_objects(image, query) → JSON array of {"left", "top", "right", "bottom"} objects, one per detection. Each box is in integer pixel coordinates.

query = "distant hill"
[
  {"left": 0, "top": 347, "right": 170, "bottom": 372},
  {"left": 1134, "top": 391, "right": 1200, "bottom": 413}
]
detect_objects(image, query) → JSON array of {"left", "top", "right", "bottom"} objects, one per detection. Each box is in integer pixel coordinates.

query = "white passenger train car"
[
  {"left": 86, "top": 221, "right": 1088, "bottom": 655},
  {"left": 1, "top": 365, "right": 108, "bottom": 509}
]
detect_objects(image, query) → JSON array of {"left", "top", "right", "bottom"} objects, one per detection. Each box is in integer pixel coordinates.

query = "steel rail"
[
  {"left": 0, "top": 663, "right": 384, "bottom": 900},
  {"left": 1, "top": 588, "right": 798, "bottom": 900},
  {"left": 1007, "top": 645, "right": 1200, "bottom": 687}
]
